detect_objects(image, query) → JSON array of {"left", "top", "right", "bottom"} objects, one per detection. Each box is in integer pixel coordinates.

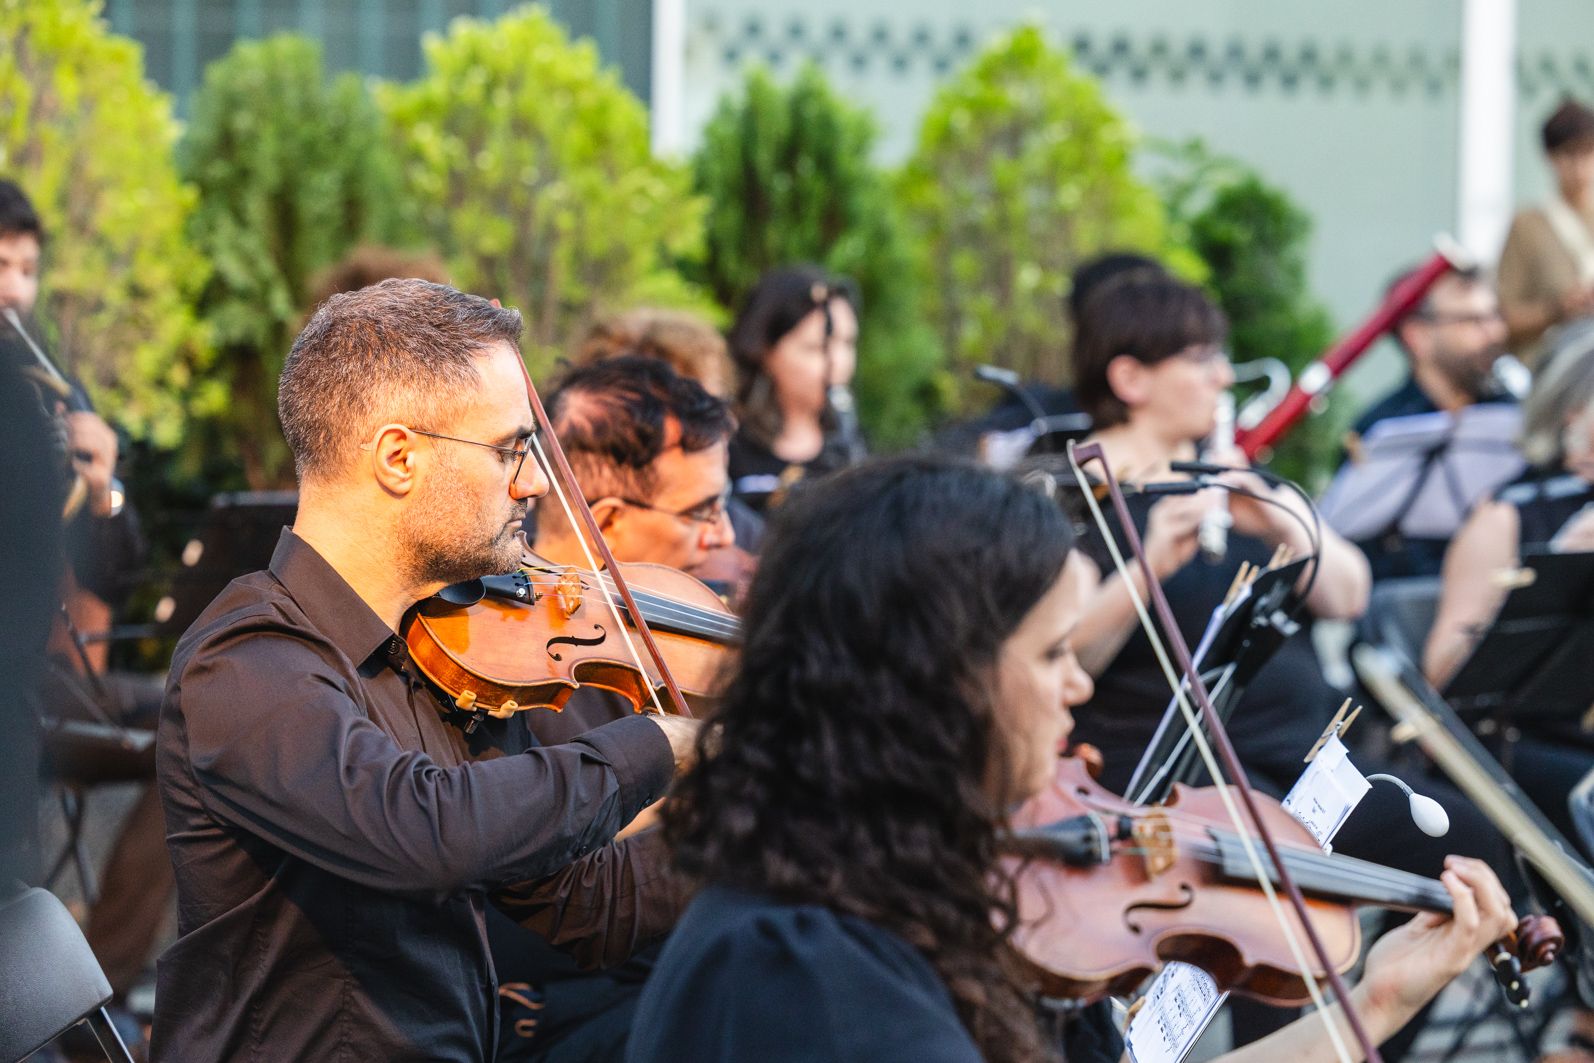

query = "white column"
[
  {"left": 1456, "top": 0, "right": 1519, "bottom": 263},
  {"left": 651, "top": 0, "right": 687, "bottom": 158}
]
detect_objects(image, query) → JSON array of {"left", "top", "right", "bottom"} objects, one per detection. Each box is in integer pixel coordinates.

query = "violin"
[
  {"left": 402, "top": 549, "right": 740, "bottom": 725},
  {"left": 1002, "top": 754, "right": 1562, "bottom": 1008}
]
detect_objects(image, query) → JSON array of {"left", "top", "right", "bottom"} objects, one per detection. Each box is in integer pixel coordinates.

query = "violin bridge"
[
  {"left": 556, "top": 572, "right": 584, "bottom": 618},
  {"left": 1133, "top": 810, "right": 1176, "bottom": 877}
]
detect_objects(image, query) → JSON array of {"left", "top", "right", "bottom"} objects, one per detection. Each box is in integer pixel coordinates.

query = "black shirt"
[
  {"left": 1072, "top": 495, "right": 1338, "bottom": 795},
  {"left": 626, "top": 886, "right": 1121, "bottom": 1063},
  {"left": 153, "top": 530, "right": 680, "bottom": 1062},
  {"left": 727, "top": 432, "right": 850, "bottom": 514}
]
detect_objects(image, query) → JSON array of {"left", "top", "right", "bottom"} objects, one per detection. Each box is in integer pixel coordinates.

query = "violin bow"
[
  {"left": 1066, "top": 440, "right": 1378, "bottom": 1063},
  {"left": 514, "top": 356, "right": 694, "bottom": 720}
]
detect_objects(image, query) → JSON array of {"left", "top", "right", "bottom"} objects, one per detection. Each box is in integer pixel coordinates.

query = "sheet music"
[{"left": 1125, "top": 735, "right": 1368, "bottom": 1063}]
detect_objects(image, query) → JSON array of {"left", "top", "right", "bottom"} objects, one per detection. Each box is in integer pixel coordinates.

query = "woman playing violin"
[{"left": 625, "top": 455, "right": 1515, "bottom": 1063}]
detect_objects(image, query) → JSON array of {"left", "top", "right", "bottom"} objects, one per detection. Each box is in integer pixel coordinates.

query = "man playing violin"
[{"left": 152, "top": 279, "right": 698, "bottom": 1062}]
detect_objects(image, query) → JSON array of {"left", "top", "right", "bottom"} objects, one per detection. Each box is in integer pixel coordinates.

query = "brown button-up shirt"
[{"left": 152, "top": 530, "right": 679, "bottom": 1062}]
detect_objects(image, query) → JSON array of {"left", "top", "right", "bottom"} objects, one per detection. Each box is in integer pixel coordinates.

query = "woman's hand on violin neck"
[
  {"left": 650, "top": 714, "right": 703, "bottom": 775},
  {"left": 1358, "top": 856, "right": 1518, "bottom": 1023}
]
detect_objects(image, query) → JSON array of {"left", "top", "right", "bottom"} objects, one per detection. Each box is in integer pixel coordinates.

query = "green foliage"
[
  {"left": 897, "top": 25, "right": 1199, "bottom": 405},
  {"left": 692, "top": 64, "right": 946, "bottom": 445},
  {"left": 182, "top": 33, "right": 407, "bottom": 487},
  {"left": 0, "top": 0, "right": 209, "bottom": 447},
  {"left": 1157, "top": 139, "right": 1340, "bottom": 488},
  {"left": 380, "top": 6, "right": 708, "bottom": 379}
]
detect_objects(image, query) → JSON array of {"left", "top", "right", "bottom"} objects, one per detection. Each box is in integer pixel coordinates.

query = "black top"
[
  {"left": 1351, "top": 376, "right": 1439, "bottom": 437},
  {"left": 727, "top": 432, "right": 850, "bottom": 514},
  {"left": 1497, "top": 472, "right": 1594, "bottom": 549},
  {"left": 153, "top": 530, "right": 680, "bottom": 1062},
  {"left": 627, "top": 885, "right": 1121, "bottom": 1063},
  {"left": 1072, "top": 495, "right": 1337, "bottom": 794}
]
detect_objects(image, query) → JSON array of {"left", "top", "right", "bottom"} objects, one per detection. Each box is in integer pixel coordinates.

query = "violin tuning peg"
[{"left": 454, "top": 690, "right": 478, "bottom": 711}]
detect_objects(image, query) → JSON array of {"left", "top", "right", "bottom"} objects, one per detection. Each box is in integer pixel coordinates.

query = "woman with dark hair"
[
  {"left": 625, "top": 455, "right": 1514, "bottom": 1063},
  {"left": 726, "top": 265, "right": 864, "bottom": 512},
  {"left": 1066, "top": 271, "right": 1371, "bottom": 792}
]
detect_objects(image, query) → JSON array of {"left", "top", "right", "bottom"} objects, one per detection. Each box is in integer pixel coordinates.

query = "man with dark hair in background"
[{"left": 1323, "top": 266, "right": 1522, "bottom": 580}]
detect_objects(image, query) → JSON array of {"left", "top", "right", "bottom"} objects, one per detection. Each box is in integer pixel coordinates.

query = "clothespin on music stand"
[
  {"left": 1222, "top": 562, "right": 1256, "bottom": 609},
  {"left": 1303, "top": 698, "right": 1362, "bottom": 763}
]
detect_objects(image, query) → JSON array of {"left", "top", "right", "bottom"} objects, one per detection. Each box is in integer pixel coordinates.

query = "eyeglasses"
[
  {"left": 1415, "top": 311, "right": 1503, "bottom": 328},
  {"left": 1173, "top": 344, "right": 1231, "bottom": 367},
  {"left": 605, "top": 487, "right": 732, "bottom": 528},
  {"left": 409, "top": 428, "right": 535, "bottom": 482}
]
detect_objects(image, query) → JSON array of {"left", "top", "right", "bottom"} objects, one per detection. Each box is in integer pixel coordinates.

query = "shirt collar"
[{"left": 268, "top": 528, "right": 401, "bottom": 668}]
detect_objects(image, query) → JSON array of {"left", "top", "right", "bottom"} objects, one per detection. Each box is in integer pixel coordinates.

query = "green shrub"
[
  {"left": 0, "top": 0, "right": 209, "bottom": 447},
  {"left": 182, "top": 34, "right": 408, "bottom": 488},
  {"left": 1157, "top": 139, "right": 1339, "bottom": 487},
  {"left": 898, "top": 25, "right": 1198, "bottom": 406},
  {"left": 380, "top": 6, "right": 708, "bottom": 379},
  {"left": 692, "top": 64, "right": 945, "bottom": 445}
]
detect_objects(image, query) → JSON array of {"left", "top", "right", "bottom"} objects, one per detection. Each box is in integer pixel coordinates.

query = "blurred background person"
[
  {"left": 726, "top": 265, "right": 864, "bottom": 513},
  {"left": 575, "top": 307, "right": 735, "bottom": 401},
  {"left": 1322, "top": 265, "right": 1522, "bottom": 580},
  {"left": 1499, "top": 97, "right": 1594, "bottom": 364}
]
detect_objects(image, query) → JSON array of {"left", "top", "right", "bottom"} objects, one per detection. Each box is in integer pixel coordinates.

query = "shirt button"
[{"left": 387, "top": 637, "right": 407, "bottom": 661}]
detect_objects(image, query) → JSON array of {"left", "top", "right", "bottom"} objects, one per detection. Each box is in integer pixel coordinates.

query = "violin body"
[
  {"left": 403, "top": 555, "right": 737, "bottom": 719},
  {"left": 1007, "top": 757, "right": 1358, "bottom": 1006}
]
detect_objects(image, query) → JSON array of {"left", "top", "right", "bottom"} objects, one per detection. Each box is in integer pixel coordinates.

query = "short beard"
[{"left": 399, "top": 457, "right": 526, "bottom": 587}]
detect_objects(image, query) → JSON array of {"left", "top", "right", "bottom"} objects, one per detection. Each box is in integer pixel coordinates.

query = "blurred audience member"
[
  {"left": 575, "top": 307, "right": 734, "bottom": 400},
  {"left": 726, "top": 266, "right": 863, "bottom": 513},
  {"left": 1322, "top": 266, "right": 1521, "bottom": 580},
  {"left": 304, "top": 244, "right": 449, "bottom": 309},
  {"left": 1499, "top": 98, "right": 1594, "bottom": 363}
]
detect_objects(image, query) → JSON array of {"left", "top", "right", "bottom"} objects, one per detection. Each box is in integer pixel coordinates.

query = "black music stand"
[
  {"left": 1444, "top": 548, "right": 1594, "bottom": 732},
  {"left": 152, "top": 491, "right": 298, "bottom": 638},
  {"left": 1125, "top": 558, "right": 1309, "bottom": 805}
]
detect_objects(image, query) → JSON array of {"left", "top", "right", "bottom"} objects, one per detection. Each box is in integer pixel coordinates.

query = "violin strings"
[
  {"left": 512, "top": 574, "right": 740, "bottom": 640},
  {"left": 530, "top": 435, "right": 671, "bottom": 717},
  {"left": 1079, "top": 799, "right": 1455, "bottom": 905},
  {"left": 1066, "top": 444, "right": 1355, "bottom": 1063},
  {"left": 1110, "top": 839, "right": 1453, "bottom": 913}
]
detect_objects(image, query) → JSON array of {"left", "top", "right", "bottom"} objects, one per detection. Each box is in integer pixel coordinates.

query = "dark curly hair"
[{"left": 664, "top": 454, "right": 1074, "bottom": 1062}]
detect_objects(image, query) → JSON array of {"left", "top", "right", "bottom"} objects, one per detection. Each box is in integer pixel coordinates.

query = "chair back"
[
  {"left": 1359, "top": 576, "right": 1444, "bottom": 665},
  {"left": 0, "top": 886, "right": 114, "bottom": 1062}
]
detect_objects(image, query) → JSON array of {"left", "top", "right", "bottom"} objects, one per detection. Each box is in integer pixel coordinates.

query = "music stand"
[
  {"left": 153, "top": 491, "right": 298, "bottom": 638},
  {"left": 1444, "top": 548, "right": 1594, "bottom": 731},
  {"left": 1126, "top": 557, "right": 1309, "bottom": 805}
]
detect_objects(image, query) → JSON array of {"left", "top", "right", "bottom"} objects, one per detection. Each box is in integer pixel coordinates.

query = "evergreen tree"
[
  {"left": 693, "top": 64, "right": 945, "bottom": 446},
  {"left": 381, "top": 7, "right": 708, "bottom": 379},
  {"left": 898, "top": 25, "right": 1197, "bottom": 405},
  {"left": 0, "top": 0, "right": 209, "bottom": 447},
  {"left": 182, "top": 33, "right": 407, "bottom": 487}
]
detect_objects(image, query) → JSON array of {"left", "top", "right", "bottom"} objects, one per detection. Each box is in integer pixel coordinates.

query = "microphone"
[
  {"left": 973, "top": 364, "right": 1050, "bottom": 428},
  {"left": 1197, "top": 393, "right": 1235, "bottom": 563},
  {"left": 1366, "top": 773, "right": 1451, "bottom": 838},
  {"left": 826, "top": 384, "right": 867, "bottom": 464}
]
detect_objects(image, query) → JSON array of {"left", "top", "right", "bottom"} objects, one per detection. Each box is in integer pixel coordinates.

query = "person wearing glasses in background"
[
  {"left": 154, "top": 280, "right": 698, "bottom": 1062},
  {"left": 1324, "top": 266, "right": 1521, "bottom": 580}
]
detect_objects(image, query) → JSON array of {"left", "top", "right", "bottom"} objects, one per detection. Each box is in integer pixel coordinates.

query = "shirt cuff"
[{"left": 578, "top": 714, "right": 674, "bottom": 818}]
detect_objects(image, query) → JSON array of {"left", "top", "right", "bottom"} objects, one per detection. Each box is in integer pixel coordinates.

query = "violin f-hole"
[
  {"left": 546, "top": 625, "right": 607, "bottom": 662},
  {"left": 1124, "top": 883, "right": 1196, "bottom": 935}
]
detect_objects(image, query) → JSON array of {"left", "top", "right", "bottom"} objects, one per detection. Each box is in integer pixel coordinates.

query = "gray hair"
[
  {"left": 278, "top": 278, "right": 524, "bottom": 480},
  {"left": 1522, "top": 318, "right": 1594, "bottom": 466}
]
